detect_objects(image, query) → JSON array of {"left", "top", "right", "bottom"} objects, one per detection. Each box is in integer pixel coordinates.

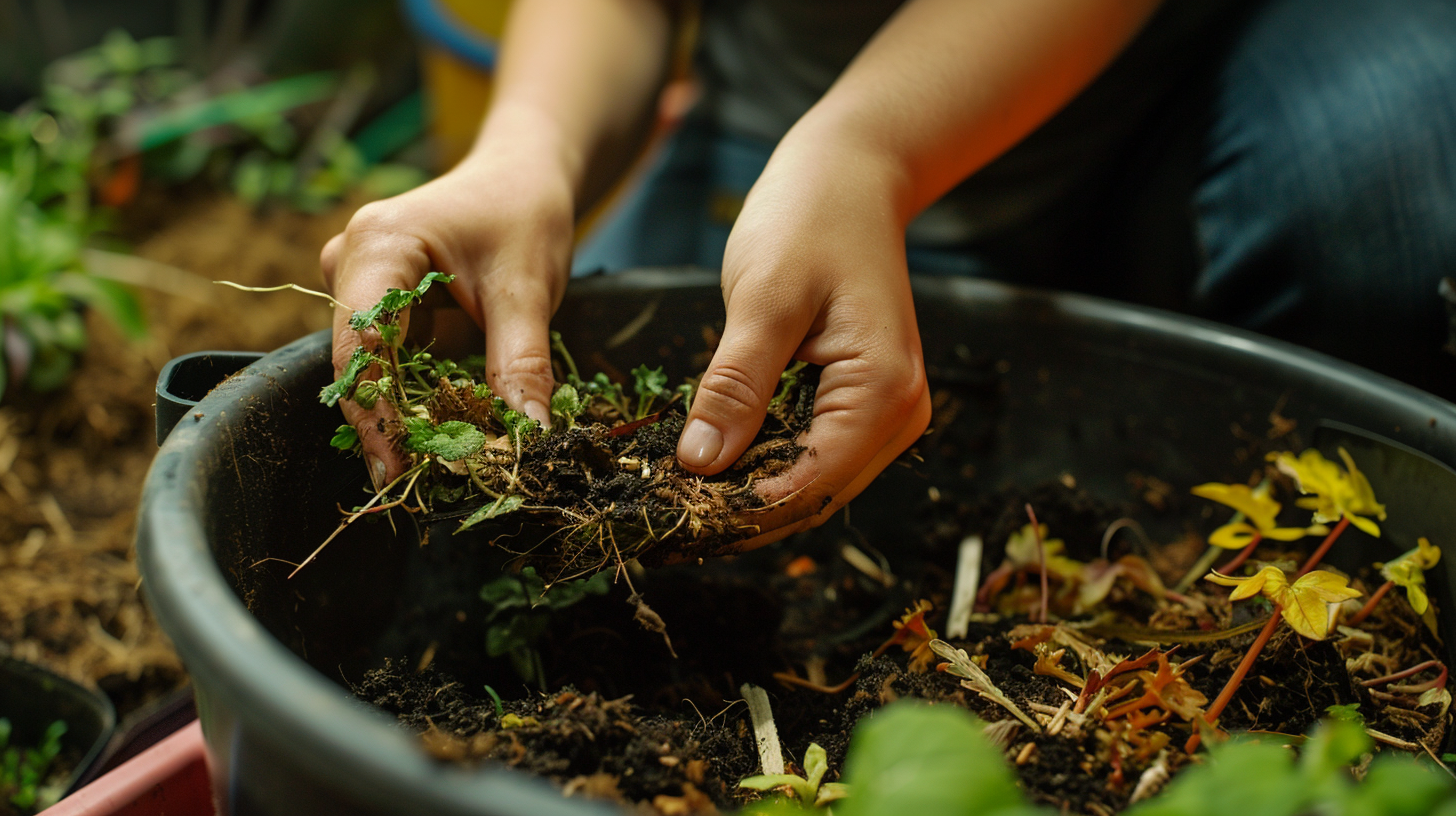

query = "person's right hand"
[{"left": 321, "top": 125, "right": 575, "bottom": 492}]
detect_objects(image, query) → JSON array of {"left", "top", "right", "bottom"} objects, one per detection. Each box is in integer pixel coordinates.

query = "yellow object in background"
[{"left": 407, "top": 0, "right": 511, "bottom": 171}]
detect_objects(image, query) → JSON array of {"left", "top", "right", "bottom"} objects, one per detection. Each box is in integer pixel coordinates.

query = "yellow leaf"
[
  {"left": 1005, "top": 523, "right": 1068, "bottom": 569},
  {"left": 1268, "top": 448, "right": 1385, "bottom": 536},
  {"left": 1273, "top": 570, "right": 1361, "bottom": 641},
  {"left": 1209, "top": 521, "right": 1258, "bottom": 550},
  {"left": 1416, "top": 537, "right": 1442, "bottom": 569},
  {"left": 1191, "top": 483, "right": 1282, "bottom": 531},
  {"left": 1209, "top": 567, "right": 1359, "bottom": 641},
  {"left": 1288, "top": 569, "right": 1363, "bottom": 604},
  {"left": 1381, "top": 538, "right": 1441, "bottom": 615},
  {"left": 1206, "top": 566, "right": 1283, "bottom": 601},
  {"left": 1280, "top": 586, "right": 1334, "bottom": 639},
  {"left": 1193, "top": 481, "right": 1322, "bottom": 545}
]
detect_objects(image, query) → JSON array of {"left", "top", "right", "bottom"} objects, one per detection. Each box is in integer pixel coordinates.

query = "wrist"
[
  {"left": 465, "top": 101, "right": 586, "bottom": 199},
  {"left": 775, "top": 111, "right": 914, "bottom": 229}
]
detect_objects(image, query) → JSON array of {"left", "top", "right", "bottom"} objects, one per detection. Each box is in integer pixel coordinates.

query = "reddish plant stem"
[
  {"left": 1391, "top": 663, "right": 1449, "bottom": 694},
  {"left": 1218, "top": 533, "right": 1263, "bottom": 574},
  {"left": 1185, "top": 606, "right": 1282, "bottom": 753},
  {"left": 1363, "top": 659, "right": 1448, "bottom": 689},
  {"left": 1026, "top": 503, "right": 1048, "bottom": 624},
  {"left": 1346, "top": 580, "right": 1394, "bottom": 626},
  {"left": 1298, "top": 515, "right": 1351, "bottom": 577}
]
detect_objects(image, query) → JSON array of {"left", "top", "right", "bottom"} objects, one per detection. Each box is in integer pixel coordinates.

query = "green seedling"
[
  {"left": 0, "top": 717, "right": 67, "bottom": 812},
  {"left": 740, "top": 742, "right": 849, "bottom": 808},
  {"left": 480, "top": 566, "right": 611, "bottom": 688}
]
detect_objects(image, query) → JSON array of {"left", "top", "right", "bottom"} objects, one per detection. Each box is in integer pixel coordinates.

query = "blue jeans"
[{"left": 574, "top": 0, "right": 1456, "bottom": 398}]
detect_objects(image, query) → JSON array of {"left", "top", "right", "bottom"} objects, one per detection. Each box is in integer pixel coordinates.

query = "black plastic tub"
[{"left": 136, "top": 270, "right": 1456, "bottom": 816}]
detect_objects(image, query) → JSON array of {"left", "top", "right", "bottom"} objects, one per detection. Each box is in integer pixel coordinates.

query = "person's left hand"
[{"left": 675, "top": 125, "right": 932, "bottom": 550}]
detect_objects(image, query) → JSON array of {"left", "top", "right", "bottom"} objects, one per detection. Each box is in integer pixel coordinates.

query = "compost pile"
[{"left": 348, "top": 357, "right": 1454, "bottom": 814}]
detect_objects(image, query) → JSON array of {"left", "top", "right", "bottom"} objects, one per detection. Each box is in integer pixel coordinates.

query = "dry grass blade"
[{"left": 930, "top": 638, "right": 1042, "bottom": 732}]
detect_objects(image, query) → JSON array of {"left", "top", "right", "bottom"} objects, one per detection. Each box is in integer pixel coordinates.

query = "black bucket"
[{"left": 136, "top": 271, "right": 1456, "bottom": 816}]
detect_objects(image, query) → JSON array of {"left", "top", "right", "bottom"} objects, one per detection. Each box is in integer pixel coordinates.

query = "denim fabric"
[{"left": 572, "top": 0, "right": 1456, "bottom": 397}]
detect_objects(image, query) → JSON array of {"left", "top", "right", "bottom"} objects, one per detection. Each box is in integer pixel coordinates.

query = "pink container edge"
[{"left": 39, "top": 720, "right": 214, "bottom": 816}]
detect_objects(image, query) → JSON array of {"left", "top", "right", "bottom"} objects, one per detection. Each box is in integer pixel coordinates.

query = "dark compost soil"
[{"left": 352, "top": 362, "right": 1453, "bottom": 815}]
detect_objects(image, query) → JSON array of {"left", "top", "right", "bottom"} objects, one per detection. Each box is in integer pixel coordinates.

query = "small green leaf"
[
  {"left": 740, "top": 773, "right": 816, "bottom": 803},
  {"left": 492, "top": 398, "right": 540, "bottom": 443},
  {"left": 319, "top": 347, "right": 373, "bottom": 406},
  {"left": 803, "top": 742, "right": 828, "bottom": 791},
  {"left": 1324, "top": 703, "right": 1364, "bottom": 726},
  {"left": 632, "top": 364, "right": 668, "bottom": 400},
  {"left": 479, "top": 572, "right": 530, "bottom": 611},
  {"left": 550, "top": 382, "right": 582, "bottom": 426},
  {"left": 329, "top": 424, "right": 359, "bottom": 451},
  {"left": 458, "top": 494, "right": 525, "bottom": 531},
  {"left": 352, "top": 379, "right": 381, "bottom": 409},
  {"left": 407, "top": 420, "right": 485, "bottom": 460},
  {"left": 768, "top": 361, "right": 809, "bottom": 409},
  {"left": 348, "top": 271, "right": 454, "bottom": 332}
]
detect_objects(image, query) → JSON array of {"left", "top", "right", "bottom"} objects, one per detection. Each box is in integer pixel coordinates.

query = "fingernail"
[
  {"left": 524, "top": 400, "right": 550, "bottom": 426},
  {"left": 367, "top": 455, "right": 386, "bottom": 493},
  {"left": 678, "top": 419, "right": 723, "bottom": 469}
]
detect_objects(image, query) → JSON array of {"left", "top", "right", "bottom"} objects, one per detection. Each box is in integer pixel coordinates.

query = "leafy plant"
[
  {"left": 0, "top": 43, "right": 148, "bottom": 400},
  {"left": 0, "top": 718, "right": 67, "bottom": 812},
  {"left": 1206, "top": 565, "right": 1361, "bottom": 641},
  {"left": 479, "top": 566, "right": 611, "bottom": 688}
]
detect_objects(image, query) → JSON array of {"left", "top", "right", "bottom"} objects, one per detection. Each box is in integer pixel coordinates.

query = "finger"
[
  {"left": 727, "top": 285, "right": 931, "bottom": 549},
  {"left": 320, "top": 233, "right": 344, "bottom": 282},
  {"left": 677, "top": 284, "right": 819, "bottom": 474},
  {"left": 730, "top": 383, "right": 930, "bottom": 552},
  {"left": 325, "top": 216, "right": 433, "bottom": 487},
  {"left": 470, "top": 267, "right": 562, "bottom": 428}
]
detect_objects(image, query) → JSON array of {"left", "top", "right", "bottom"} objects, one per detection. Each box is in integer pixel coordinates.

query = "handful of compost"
[{"left": 321, "top": 274, "right": 816, "bottom": 581}]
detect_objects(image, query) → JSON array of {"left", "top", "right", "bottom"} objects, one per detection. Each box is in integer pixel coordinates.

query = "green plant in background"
[
  {"left": 740, "top": 701, "right": 1456, "bottom": 816},
  {"left": 0, "top": 33, "right": 149, "bottom": 401},
  {"left": 0, "top": 718, "right": 67, "bottom": 813},
  {"left": 480, "top": 566, "right": 611, "bottom": 690}
]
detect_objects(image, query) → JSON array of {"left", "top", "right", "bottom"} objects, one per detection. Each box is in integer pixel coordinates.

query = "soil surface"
[
  {"left": 0, "top": 186, "right": 352, "bottom": 715},
  {"left": 355, "top": 400, "right": 1452, "bottom": 815}
]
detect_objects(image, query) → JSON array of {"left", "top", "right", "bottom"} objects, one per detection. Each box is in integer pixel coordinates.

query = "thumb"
[{"left": 677, "top": 286, "right": 815, "bottom": 474}]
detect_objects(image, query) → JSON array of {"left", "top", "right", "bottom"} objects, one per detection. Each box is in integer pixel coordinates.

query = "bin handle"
[{"left": 155, "top": 351, "right": 265, "bottom": 446}]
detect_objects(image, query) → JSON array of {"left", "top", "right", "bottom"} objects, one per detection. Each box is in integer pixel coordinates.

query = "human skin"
[{"left": 323, "top": 0, "right": 1163, "bottom": 545}]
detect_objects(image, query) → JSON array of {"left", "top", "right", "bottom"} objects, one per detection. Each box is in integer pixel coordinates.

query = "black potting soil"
[{"left": 347, "top": 370, "right": 1451, "bottom": 815}]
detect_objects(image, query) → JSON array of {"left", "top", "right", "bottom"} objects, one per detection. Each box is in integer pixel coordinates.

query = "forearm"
[
  {"left": 790, "top": 0, "right": 1164, "bottom": 224},
  {"left": 468, "top": 0, "right": 681, "bottom": 211}
]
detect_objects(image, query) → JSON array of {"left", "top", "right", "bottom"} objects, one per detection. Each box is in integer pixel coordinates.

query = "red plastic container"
[{"left": 39, "top": 720, "right": 213, "bottom": 816}]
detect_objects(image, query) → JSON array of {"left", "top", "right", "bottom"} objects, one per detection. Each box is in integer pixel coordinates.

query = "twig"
[
  {"left": 1026, "top": 504, "right": 1048, "bottom": 623},
  {"left": 946, "top": 535, "right": 983, "bottom": 639},
  {"left": 741, "top": 683, "right": 785, "bottom": 775},
  {"left": 215, "top": 280, "right": 347, "bottom": 310},
  {"left": 1298, "top": 515, "right": 1351, "bottom": 577},
  {"left": 1187, "top": 606, "right": 1282, "bottom": 753},
  {"left": 288, "top": 463, "right": 425, "bottom": 578},
  {"left": 1347, "top": 580, "right": 1394, "bottom": 626}
]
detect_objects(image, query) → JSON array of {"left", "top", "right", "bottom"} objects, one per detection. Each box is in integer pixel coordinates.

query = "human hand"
[
  {"left": 676, "top": 129, "right": 932, "bottom": 550},
  {"left": 321, "top": 127, "right": 575, "bottom": 490}
]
